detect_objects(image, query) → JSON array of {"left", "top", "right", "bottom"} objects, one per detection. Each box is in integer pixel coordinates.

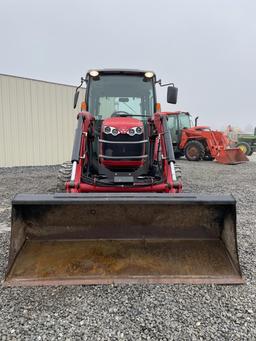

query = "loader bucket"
[
  {"left": 216, "top": 148, "right": 249, "bottom": 165},
  {"left": 5, "top": 193, "right": 244, "bottom": 286}
]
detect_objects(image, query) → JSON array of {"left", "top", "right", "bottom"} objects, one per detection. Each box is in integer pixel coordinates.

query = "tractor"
[
  {"left": 235, "top": 128, "right": 256, "bottom": 156},
  {"left": 5, "top": 69, "right": 243, "bottom": 286},
  {"left": 165, "top": 111, "right": 248, "bottom": 164}
]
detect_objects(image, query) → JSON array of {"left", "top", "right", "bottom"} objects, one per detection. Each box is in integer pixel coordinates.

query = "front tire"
[
  {"left": 184, "top": 140, "right": 205, "bottom": 161},
  {"left": 56, "top": 161, "right": 72, "bottom": 192},
  {"left": 174, "top": 164, "right": 182, "bottom": 181}
]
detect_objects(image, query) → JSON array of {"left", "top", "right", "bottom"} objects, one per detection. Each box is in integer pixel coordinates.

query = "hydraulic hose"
[
  {"left": 162, "top": 116, "right": 177, "bottom": 182},
  {"left": 71, "top": 114, "right": 84, "bottom": 163}
]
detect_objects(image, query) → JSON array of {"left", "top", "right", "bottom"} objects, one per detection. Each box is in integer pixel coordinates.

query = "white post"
[
  {"left": 170, "top": 162, "right": 177, "bottom": 181},
  {"left": 70, "top": 161, "right": 77, "bottom": 181}
]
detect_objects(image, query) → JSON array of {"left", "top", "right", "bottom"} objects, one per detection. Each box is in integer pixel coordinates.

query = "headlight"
[
  {"left": 128, "top": 128, "right": 136, "bottom": 136},
  {"left": 136, "top": 127, "right": 143, "bottom": 134},
  {"left": 127, "top": 126, "right": 143, "bottom": 136},
  {"left": 103, "top": 126, "right": 120, "bottom": 136},
  {"left": 144, "top": 71, "right": 154, "bottom": 78},
  {"left": 112, "top": 128, "right": 119, "bottom": 136},
  {"left": 104, "top": 126, "right": 111, "bottom": 134},
  {"left": 89, "top": 70, "right": 99, "bottom": 77}
]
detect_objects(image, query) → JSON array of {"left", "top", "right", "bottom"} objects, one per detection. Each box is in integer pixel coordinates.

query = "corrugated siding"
[{"left": 0, "top": 74, "right": 85, "bottom": 167}]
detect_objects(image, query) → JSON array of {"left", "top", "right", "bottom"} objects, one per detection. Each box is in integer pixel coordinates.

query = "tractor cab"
[
  {"left": 71, "top": 69, "right": 178, "bottom": 187},
  {"left": 165, "top": 111, "right": 192, "bottom": 155},
  {"left": 85, "top": 70, "right": 155, "bottom": 172},
  {"left": 86, "top": 70, "right": 156, "bottom": 171},
  {"left": 86, "top": 69, "right": 156, "bottom": 121}
]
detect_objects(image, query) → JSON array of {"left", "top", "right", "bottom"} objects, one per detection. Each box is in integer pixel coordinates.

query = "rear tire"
[
  {"left": 184, "top": 141, "right": 205, "bottom": 161},
  {"left": 236, "top": 142, "right": 252, "bottom": 156},
  {"left": 56, "top": 161, "right": 72, "bottom": 192}
]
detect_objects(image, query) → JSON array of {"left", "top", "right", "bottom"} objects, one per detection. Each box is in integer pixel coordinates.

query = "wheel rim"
[
  {"left": 238, "top": 145, "right": 247, "bottom": 154},
  {"left": 187, "top": 146, "right": 199, "bottom": 159}
]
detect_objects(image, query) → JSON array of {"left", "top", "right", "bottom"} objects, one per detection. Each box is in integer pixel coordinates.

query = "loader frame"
[{"left": 66, "top": 112, "right": 181, "bottom": 193}]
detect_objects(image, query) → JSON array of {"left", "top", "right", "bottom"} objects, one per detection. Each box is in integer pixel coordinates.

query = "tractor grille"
[
  {"left": 99, "top": 133, "right": 147, "bottom": 160},
  {"left": 103, "top": 133, "right": 142, "bottom": 142}
]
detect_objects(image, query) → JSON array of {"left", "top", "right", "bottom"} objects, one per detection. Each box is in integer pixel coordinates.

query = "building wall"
[{"left": 0, "top": 74, "right": 85, "bottom": 167}]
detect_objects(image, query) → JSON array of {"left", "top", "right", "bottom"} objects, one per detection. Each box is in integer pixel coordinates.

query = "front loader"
[{"left": 5, "top": 69, "right": 243, "bottom": 286}]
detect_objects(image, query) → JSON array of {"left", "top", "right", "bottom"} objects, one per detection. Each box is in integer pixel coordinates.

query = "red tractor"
[
  {"left": 5, "top": 70, "right": 243, "bottom": 286},
  {"left": 59, "top": 71, "right": 182, "bottom": 194},
  {"left": 53, "top": 70, "right": 182, "bottom": 194},
  {"left": 165, "top": 111, "right": 248, "bottom": 164}
]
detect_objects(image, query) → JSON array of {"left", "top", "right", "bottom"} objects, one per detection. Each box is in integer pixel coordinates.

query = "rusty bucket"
[
  {"left": 216, "top": 148, "right": 249, "bottom": 165},
  {"left": 4, "top": 193, "right": 244, "bottom": 286}
]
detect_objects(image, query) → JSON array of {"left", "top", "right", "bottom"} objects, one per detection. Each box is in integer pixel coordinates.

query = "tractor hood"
[
  {"left": 192, "top": 126, "right": 211, "bottom": 131},
  {"left": 102, "top": 117, "right": 143, "bottom": 134}
]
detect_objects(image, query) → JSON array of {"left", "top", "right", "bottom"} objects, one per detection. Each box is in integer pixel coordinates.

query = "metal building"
[{"left": 0, "top": 74, "right": 85, "bottom": 167}]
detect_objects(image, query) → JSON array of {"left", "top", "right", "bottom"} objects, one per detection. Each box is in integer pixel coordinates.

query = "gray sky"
[{"left": 0, "top": 0, "right": 255, "bottom": 130}]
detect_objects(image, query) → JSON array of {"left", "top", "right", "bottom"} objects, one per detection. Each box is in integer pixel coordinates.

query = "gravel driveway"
[{"left": 0, "top": 157, "right": 255, "bottom": 340}]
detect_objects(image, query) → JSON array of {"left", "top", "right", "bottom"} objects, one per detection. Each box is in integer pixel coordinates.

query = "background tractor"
[
  {"left": 165, "top": 111, "right": 248, "bottom": 164},
  {"left": 235, "top": 128, "right": 256, "bottom": 156}
]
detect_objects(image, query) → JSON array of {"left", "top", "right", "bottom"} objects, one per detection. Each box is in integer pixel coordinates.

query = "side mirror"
[
  {"left": 167, "top": 86, "right": 178, "bottom": 104},
  {"left": 73, "top": 91, "right": 80, "bottom": 109}
]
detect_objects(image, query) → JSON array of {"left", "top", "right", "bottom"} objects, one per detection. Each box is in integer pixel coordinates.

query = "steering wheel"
[{"left": 111, "top": 111, "right": 132, "bottom": 117}]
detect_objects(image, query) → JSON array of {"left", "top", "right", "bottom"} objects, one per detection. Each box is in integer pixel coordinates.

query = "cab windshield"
[
  {"left": 179, "top": 113, "right": 192, "bottom": 129},
  {"left": 87, "top": 75, "right": 155, "bottom": 119}
]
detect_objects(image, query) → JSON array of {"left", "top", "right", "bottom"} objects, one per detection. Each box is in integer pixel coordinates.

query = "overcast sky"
[{"left": 0, "top": 0, "right": 255, "bottom": 130}]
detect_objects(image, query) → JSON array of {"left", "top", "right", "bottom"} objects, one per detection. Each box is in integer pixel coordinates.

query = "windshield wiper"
[{"left": 127, "top": 114, "right": 152, "bottom": 117}]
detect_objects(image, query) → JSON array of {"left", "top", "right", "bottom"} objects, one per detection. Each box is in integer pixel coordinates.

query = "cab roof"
[{"left": 86, "top": 69, "right": 155, "bottom": 77}]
